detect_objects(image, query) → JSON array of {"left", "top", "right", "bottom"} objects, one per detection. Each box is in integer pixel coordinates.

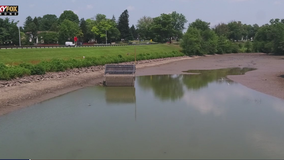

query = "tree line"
[
  {"left": 181, "top": 18, "right": 284, "bottom": 55},
  {"left": 0, "top": 9, "right": 284, "bottom": 55}
]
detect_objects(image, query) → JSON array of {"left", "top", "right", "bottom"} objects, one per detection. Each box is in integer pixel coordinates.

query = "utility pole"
[{"left": 18, "top": 26, "right": 21, "bottom": 47}]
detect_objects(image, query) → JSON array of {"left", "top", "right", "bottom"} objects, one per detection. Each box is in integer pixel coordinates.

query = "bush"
[
  {"left": 19, "top": 63, "right": 46, "bottom": 75},
  {"left": 0, "top": 63, "right": 7, "bottom": 70},
  {"left": 38, "top": 32, "right": 59, "bottom": 44},
  {"left": 244, "top": 41, "right": 253, "bottom": 53},
  {"left": 0, "top": 66, "right": 31, "bottom": 80},
  {"left": 231, "top": 43, "right": 240, "bottom": 53},
  {"left": 48, "top": 59, "right": 68, "bottom": 72}
]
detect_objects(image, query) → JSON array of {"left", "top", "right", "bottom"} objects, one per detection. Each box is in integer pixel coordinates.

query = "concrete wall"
[{"left": 105, "top": 74, "right": 135, "bottom": 87}]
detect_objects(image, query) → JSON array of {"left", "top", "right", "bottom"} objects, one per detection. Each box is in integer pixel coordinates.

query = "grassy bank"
[
  {"left": 0, "top": 44, "right": 180, "bottom": 65},
  {"left": 0, "top": 44, "right": 184, "bottom": 80}
]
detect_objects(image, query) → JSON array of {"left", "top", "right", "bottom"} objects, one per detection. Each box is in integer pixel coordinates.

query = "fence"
[{"left": 0, "top": 43, "right": 158, "bottom": 49}]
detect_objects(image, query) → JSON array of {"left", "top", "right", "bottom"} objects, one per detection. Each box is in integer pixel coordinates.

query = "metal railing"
[{"left": 105, "top": 64, "right": 136, "bottom": 75}]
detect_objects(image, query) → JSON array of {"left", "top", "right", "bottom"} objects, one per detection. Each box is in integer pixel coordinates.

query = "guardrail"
[{"left": 0, "top": 43, "right": 159, "bottom": 49}]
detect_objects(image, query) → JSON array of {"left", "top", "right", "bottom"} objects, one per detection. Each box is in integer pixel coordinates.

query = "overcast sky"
[{"left": 4, "top": 0, "right": 284, "bottom": 29}]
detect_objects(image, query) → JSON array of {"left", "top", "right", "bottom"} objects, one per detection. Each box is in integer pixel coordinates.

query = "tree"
[
  {"left": 170, "top": 11, "right": 187, "bottom": 38},
  {"left": 85, "top": 19, "right": 96, "bottom": 42},
  {"left": 253, "top": 24, "right": 272, "bottom": 53},
  {"left": 94, "top": 14, "right": 107, "bottom": 23},
  {"left": 227, "top": 21, "right": 244, "bottom": 41},
  {"left": 23, "top": 16, "right": 33, "bottom": 31},
  {"left": 91, "top": 18, "right": 120, "bottom": 43},
  {"left": 251, "top": 24, "right": 259, "bottom": 40},
  {"left": 268, "top": 19, "right": 284, "bottom": 54},
  {"left": 80, "top": 18, "right": 87, "bottom": 42},
  {"left": 181, "top": 19, "right": 218, "bottom": 55},
  {"left": 136, "top": 16, "right": 153, "bottom": 40},
  {"left": 0, "top": 18, "right": 19, "bottom": 45},
  {"left": 33, "top": 17, "right": 40, "bottom": 31},
  {"left": 201, "top": 29, "right": 218, "bottom": 54},
  {"left": 90, "top": 14, "right": 120, "bottom": 43},
  {"left": 213, "top": 23, "right": 229, "bottom": 38},
  {"left": 244, "top": 40, "right": 253, "bottom": 52},
  {"left": 117, "top": 9, "right": 130, "bottom": 40},
  {"left": 38, "top": 32, "right": 58, "bottom": 44},
  {"left": 189, "top": 19, "right": 210, "bottom": 31},
  {"left": 253, "top": 20, "right": 284, "bottom": 54},
  {"left": 150, "top": 13, "right": 174, "bottom": 42},
  {"left": 137, "top": 75, "right": 184, "bottom": 101},
  {"left": 58, "top": 19, "right": 80, "bottom": 44},
  {"left": 180, "top": 27, "right": 203, "bottom": 55},
  {"left": 23, "top": 16, "right": 38, "bottom": 44},
  {"left": 58, "top": 10, "right": 79, "bottom": 25},
  {"left": 111, "top": 15, "right": 116, "bottom": 23},
  {"left": 39, "top": 14, "right": 58, "bottom": 31},
  {"left": 216, "top": 35, "right": 231, "bottom": 54},
  {"left": 130, "top": 25, "right": 137, "bottom": 40}
]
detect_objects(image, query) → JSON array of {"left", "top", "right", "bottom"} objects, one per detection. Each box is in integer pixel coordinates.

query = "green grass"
[
  {"left": 0, "top": 44, "right": 184, "bottom": 80},
  {"left": 0, "top": 44, "right": 181, "bottom": 65}
]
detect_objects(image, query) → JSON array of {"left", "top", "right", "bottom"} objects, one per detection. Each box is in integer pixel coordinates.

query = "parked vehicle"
[{"left": 65, "top": 41, "right": 75, "bottom": 47}]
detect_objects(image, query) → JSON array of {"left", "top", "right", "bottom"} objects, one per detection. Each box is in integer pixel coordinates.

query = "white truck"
[{"left": 65, "top": 41, "right": 75, "bottom": 47}]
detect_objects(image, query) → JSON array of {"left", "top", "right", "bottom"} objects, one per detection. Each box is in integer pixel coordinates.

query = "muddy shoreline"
[{"left": 0, "top": 53, "right": 284, "bottom": 116}]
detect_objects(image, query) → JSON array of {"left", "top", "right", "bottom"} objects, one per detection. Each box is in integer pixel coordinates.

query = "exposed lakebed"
[{"left": 1, "top": 68, "right": 284, "bottom": 159}]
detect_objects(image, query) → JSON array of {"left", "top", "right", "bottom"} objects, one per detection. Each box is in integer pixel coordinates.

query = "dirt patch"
[{"left": 29, "top": 60, "right": 41, "bottom": 64}]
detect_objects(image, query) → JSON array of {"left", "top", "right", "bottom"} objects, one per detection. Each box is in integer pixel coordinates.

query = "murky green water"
[{"left": 1, "top": 68, "right": 284, "bottom": 159}]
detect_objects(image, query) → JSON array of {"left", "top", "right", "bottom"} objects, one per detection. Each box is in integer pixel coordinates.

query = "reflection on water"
[
  {"left": 138, "top": 75, "right": 184, "bottom": 101},
  {"left": 1, "top": 68, "right": 284, "bottom": 159},
  {"left": 182, "top": 67, "right": 256, "bottom": 90},
  {"left": 105, "top": 87, "right": 136, "bottom": 104},
  {"left": 138, "top": 68, "right": 255, "bottom": 101}
]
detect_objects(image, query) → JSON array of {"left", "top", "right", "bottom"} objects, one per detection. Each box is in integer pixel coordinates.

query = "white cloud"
[
  {"left": 126, "top": 6, "right": 135, "bottom": 11},
  {"left": 182, "top": 82, "right": 262, "bottom": 117},
  {"left": 86, "top": 5, "right": 93, "bottom": 9},
  {"left": 183, "top": 92, "right": 226, "bottom": 116}
]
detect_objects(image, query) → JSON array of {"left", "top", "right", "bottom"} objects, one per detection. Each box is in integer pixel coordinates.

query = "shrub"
[
  {"left": 20, "top": 63, "right": 46, "bottom": 75},
  {"left": 0, "top": 66, "right": 31, "bottom": 80},
  {"left": 231, "top": 43, "right": 240, "bottom": 53},
  {"left": 0, "top": 63, "right": 7, "bottom": 70},
  {"left": 48, "top": 59, "right": 68, "bottom": 72}
]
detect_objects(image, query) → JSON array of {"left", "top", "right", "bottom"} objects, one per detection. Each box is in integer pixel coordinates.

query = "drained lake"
[{"left": 1, "top": 68, "right": 284, "bottom": 159}]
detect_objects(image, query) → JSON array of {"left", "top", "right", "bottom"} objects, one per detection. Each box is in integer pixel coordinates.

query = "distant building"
[{"left": 26, "top": 31, "right": 58, "bottom": 44}]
